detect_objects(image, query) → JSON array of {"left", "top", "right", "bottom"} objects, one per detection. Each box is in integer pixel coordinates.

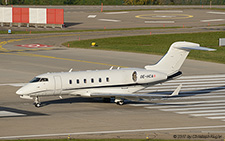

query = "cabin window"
[
  {"left": 69, "top": 80, "right": 72, "bottom": 84},
  {"left": 91, "top": 78, "right": 94, "bottom": 83},
  {"left": 99, "top": 78, "right": 102, "bottom": 83},
  {"left": 106, "top": 77, "right": 109, "bottom": 82},
  {"left": 84, "top": 79, "right": 87, "bottom": 83},
  {"left": 77, "top": 79, "right": 80, "bottom": 84}
]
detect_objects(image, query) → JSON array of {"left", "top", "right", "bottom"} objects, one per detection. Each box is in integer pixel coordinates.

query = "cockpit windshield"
[
  {"left": 30, "top": 77, "right": 41, "bottom": 83},
  {"left": 29, "top": 77, "right": 48, "bottom": 83}
]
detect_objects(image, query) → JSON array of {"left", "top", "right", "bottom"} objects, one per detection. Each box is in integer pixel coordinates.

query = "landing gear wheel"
[
  {"left": 34, "top": 96, "right": 41, "bottom": 108},
  {"left": 34, "top": 103, "right": 41, "bottom": 108},
  {"left": 116, "top": 100, "right": 124, "bottom": 106}
]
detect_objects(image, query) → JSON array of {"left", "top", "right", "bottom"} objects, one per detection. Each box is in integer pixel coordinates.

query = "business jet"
[{"left": 16, "top": 41, "right": 215, "bottom": 107}]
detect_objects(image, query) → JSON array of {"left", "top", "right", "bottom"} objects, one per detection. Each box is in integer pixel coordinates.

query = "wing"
[{"left": 91, "top": 84, "right": 182, "bottom": 98}]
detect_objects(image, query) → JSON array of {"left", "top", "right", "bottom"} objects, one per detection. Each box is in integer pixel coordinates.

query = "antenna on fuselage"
[
  {"left": 109, "top": 66, "right": 113, "bottom": 70},
  {"left": 117, "top": 67, "right": 120, "bottom": 69},
  {"left": 69, "top": 68, "right": 73, "bottom": 72}
]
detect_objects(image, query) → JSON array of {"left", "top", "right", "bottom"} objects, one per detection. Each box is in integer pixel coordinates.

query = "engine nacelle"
[{"left": 135, "top": 70, "right": 167, "bottom": 84}]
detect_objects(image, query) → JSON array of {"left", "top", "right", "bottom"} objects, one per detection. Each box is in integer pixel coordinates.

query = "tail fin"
[{"left": 145, "top": 41, "right": 215, "bottom": 75}]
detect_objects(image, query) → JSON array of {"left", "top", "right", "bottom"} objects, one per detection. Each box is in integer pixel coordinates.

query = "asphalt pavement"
[{"left": 0, "top": 6, "right": 225, "bottom": 140}]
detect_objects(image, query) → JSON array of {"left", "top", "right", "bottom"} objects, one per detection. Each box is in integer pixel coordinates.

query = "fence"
[
  {"left": 2, "top": 0, "right": 225, "bottom": 5},
  {"left": 0, "top": 7, "right": 64, "bottom": 28}
]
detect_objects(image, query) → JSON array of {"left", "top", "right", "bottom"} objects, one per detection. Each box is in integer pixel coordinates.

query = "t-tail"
[{"left": 144, "top": 41, "right": 216, "bottom": 76}]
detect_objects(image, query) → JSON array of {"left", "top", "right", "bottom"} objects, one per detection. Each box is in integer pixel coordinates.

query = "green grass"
[
  {"left": 103, "top": 7, "right": 225, "bottom": 12},
  {"left": 64, "top": 32, "right": 225, "bottom": 64}
]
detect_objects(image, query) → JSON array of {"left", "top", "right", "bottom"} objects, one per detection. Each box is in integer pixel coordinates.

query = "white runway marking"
[
  {"left": 130, "top": 103, "right": 156, "bottom": 107},
  {"left": 145, "top": 103, "right": 225, "bottom": 109},
  {"left": 1, "top": 125, "right": 225, "bottom": 139},
  {"left": 145, "top": 21, "right": 175, "bottom": 24},
  {"left": 170, "top": 78, "right": 225, "bottom": 83},
  {"left": 177, "top": 110, "right": 225, "bottom": 114},
  {"left": 154, "top": 10, "right": 183, "bottom": 13},
  {"left": 207, "top": 116, "right": 225, "bottom": 119},
  {"left": 160, "top": 106, "right": 225, "bottom": 111},
  {"left": 0, "top": 111, "right": 25, "bottom": 117},
  {"left": 87, "top": 15, "right": 97, "bottom": 18},
  {"left": 153, "top": 100, "right": 225, "bottom": 105},
  {"left": 180, "top": 74, "right": 225, "bottom": 79},
  {"left": 140, "top": 89, "right": 225, "bottom": 93},
  {"left": 167, "top": 95, "right": 225, "bottom": 100},
  {"left": 207, "top": 11, "right": 225, "bottom": 15},
  {"left": 98, "top": 19, "right": 121, "bottom": 22},
  {"left": 201, "top": 19, "right": 224, "bottom": 22},
  {"left": 131, "top": 100, "right": 225, "bottom": 107},
  {"left": 191, "top": 113, "right": 225, "bottom": 117},
  {"left": 142, "top": 84, "right": 225, "bottom": 91},
  {"left": 130, "top": 74, "right": 225, "bottom": 122},
  {"left": 154, "top": 80, "right": 225, "bottom": 86},
  {"left": 104, "top": 12, "right": 129, "bottom": 14}
]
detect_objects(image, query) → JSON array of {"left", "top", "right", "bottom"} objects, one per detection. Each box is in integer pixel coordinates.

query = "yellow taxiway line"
[
  {"left": 0, "top": 52, "right": 127, "bottom": 68},
  {"left": 0, "top": 32, "right": 127, "bottom": 68}
]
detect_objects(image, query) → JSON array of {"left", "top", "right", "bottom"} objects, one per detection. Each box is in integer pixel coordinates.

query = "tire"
[
  {"left": 119, "top": 101, "right": 124, "bottom": 105},
  {"left": 116, "top": 101, "right": 124, "bottom": 106},
  {"left": 35, "top": 103, "right": 41, "bottom": 108}
]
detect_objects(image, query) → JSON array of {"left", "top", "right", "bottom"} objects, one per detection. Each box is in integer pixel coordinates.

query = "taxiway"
[{"left": 0, "top": 6, "right": 225, "bottom": 140}]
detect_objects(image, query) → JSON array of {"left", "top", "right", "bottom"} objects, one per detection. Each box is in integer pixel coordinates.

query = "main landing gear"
[
  {"left": 115, "top": 98, "right": 124, "bottom": 106},
  {"left": 34, "top": 96, "right": 41, "bottom": 108},
  {"left": 103, "top": 98, "right": 125, "bottom": 105}
]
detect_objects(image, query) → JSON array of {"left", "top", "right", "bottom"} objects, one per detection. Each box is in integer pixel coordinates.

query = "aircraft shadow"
[
  {"left": 40, "top": 85, "right": 225, "bottom": 107},
  {"left": 40, "top": 97, "right": 107, "bottom": 107}
]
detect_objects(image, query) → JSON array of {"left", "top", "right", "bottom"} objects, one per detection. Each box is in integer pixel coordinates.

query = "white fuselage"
[
  {"left": 15, "top": 41, "right": 215, "bottom": 106},
  {"left": 16, "top": 68, "right": 168, "bottom": 98}
]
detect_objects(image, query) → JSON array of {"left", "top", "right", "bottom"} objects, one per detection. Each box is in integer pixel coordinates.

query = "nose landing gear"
[{"left": 34, "top": 96, "right": 41, "bottom": 108}]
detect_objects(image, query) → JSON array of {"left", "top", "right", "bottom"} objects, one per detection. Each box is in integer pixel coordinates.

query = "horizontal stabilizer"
[{"left": 178, "top": 46, "right": 216, "bottom": 51}]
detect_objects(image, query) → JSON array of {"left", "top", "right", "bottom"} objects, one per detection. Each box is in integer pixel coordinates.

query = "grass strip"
[
  {"left": 103, "top": 7, "right": 225, "bottom": 12},
  {"left": 64, "top": 31, "right": 225, "bottom": 64}
]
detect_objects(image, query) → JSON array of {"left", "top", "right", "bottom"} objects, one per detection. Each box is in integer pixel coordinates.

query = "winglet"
[{"left": 170, "top": 84, "right": 182, "bottom": 96}]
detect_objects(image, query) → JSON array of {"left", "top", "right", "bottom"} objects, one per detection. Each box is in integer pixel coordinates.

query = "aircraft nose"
[
  {"left": 16, "top": 89, "right": 24, "bottom": 95},
  {"left": 16, "top": 86, "right": 28, "bottom": 95}
]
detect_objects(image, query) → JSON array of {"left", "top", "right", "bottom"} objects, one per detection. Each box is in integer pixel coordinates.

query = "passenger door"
[{"left": 54, "top": 76, "right": 62, "bottom": 95}]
